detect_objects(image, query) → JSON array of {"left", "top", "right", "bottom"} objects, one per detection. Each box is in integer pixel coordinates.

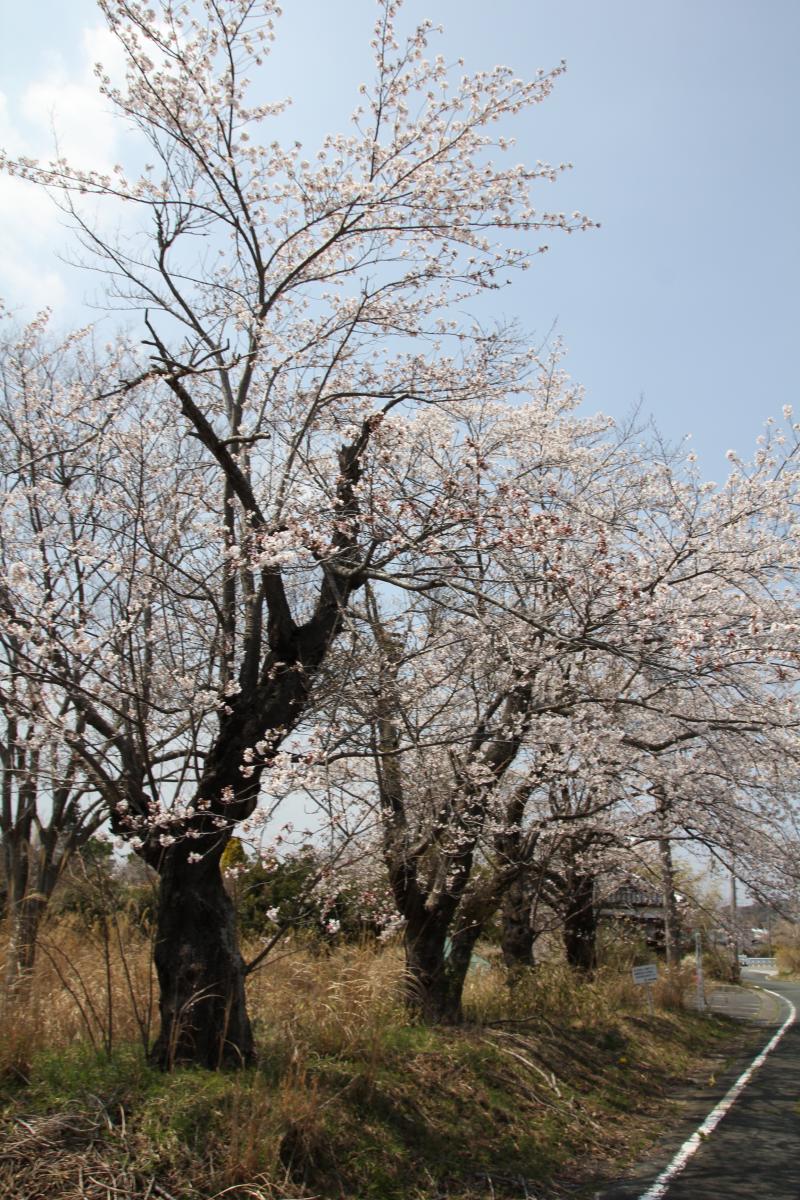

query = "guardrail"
[{"left": 738, "top": 955, "right": 777, "bottom": 969}]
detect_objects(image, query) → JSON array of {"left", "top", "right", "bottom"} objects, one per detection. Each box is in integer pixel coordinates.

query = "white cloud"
[
  {"left": 0, "top": 91, "right": 22, "bottom": 157},
  {"left": 0, "top": 170, "right": 62, "bottom": 237},
  {"left": 0, "top": 24, "right": 127, "bottom": 317},
  {"left": 82, "top": 23, "right": 129, "bottom": 89},
  {"left": 0, "top": 253, "right": 68, "bottom": 316},
  {"left": 21, "top": 79, "right": 118, "bottom": 170}
]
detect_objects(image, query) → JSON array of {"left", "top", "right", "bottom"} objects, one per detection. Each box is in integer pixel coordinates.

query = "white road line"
[{"left": 636, "top": 988, "right": 797, "bottom": 1200}]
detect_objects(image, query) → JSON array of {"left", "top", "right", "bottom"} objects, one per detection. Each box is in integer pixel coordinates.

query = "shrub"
[{"left": 775, "top": 944, "right": 800, "bottom": 976}]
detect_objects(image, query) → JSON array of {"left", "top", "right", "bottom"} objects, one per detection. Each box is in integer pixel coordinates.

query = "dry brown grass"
[
  {"left": 0, "top": 918, "right": 156, "bottom": 1078},
  {"left": 462, "top": 957, "right": 644, "bottom": 1026},
  {"left": 653, "top": 963, "right": 695, "bottom": 1010},
  {"left": 775, "top": 943, "right": 800, "bottom": 976},
  {"left": 0, "top": 923, "right": 748, "bottom": 1200},
  {"left": 0, "top": 922, "right": 703, "bottom": 1083},
  {"left": 246, "top": 937, "right": 407, "bottom": 1065}
]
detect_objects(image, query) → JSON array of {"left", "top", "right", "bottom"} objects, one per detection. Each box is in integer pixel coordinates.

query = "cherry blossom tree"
[
  {"left": 294, "top": 379, "right": 646, "bottom": 1020},
  {"left": 0, "top": 0, "right": 594, "bottom": 1065},
  {"left": 4, "top": 0, "right": 798, "bottom": 1064},
  {"left": 495, "top": 419, "right": 800, "bottom": 975},
  {"left": 305, "top": 400, "right": 800, "bottom": 1013},
  {"left": 0, "top": 316, "right": 132, "bottom": 992}
]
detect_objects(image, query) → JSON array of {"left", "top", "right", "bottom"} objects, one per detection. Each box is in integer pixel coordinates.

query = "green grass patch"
[
  {"left": 23, "top": 1042, "right": 155, "bottom": 1112},
  {"left": 1, "top": 1010, "right": 747, "bottom": 1199}
]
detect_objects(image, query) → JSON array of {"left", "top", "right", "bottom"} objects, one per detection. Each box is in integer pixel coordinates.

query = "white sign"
[{"left": 632, "top": 963, "right": 658, "bottom": 985}]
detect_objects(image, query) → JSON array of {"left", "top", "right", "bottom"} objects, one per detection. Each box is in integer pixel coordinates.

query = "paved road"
[
  {"left": 598, "top": 976, "right": 800, "bottom": 1200},
  {"left": 687, "top": 977, "right": 784, "bottom": 1023}
]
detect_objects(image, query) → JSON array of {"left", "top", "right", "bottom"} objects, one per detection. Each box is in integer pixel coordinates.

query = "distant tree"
[
  {"left": 305, "top": 405, "right": 800, "bottom": 1012},
  {"left": 0, "top": 320, "right": 123, "bottom": 995}
]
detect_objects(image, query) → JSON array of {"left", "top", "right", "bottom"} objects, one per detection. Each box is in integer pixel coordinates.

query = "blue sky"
[{"left": 1, "top": 0, "right": 799, "bottom": 475}]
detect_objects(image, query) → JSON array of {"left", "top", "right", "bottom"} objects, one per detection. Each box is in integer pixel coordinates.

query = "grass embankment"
[{"left": 0, "top": 928, "right": 754, "bottom": 1199}]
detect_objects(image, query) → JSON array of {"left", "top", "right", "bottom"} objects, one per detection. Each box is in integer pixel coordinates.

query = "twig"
[{"left": 152, "top": 1183, "right": 178, "bottom": 1200}]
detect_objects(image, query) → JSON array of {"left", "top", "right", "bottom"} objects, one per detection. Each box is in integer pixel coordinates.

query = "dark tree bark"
[
  {"left": 494, "top": 787, "right": 541, "bottom": 974},
  {"left": 563, "top": 872, "right": 597, "bottom": 972},
  {"left": 404, "top": 909, "right": 483, "bottom": 1025},
  {"left": 149, "top": 846, "right": 253, "bottom": 1069},
  {"left": 143, "top": 649, "right": 341, "bottom": 1068},
  {"left": 2, "top": 798, "right": 78, "bottom": 1000},
  {"left": 405, "top": 887, "right": 491, "bottom": 1024},
  {"left": 500, "top": 871, "right": 537, "bottom": 970},
  {"left": 4, "top": 894, "right": 46, "bottom": 997}
]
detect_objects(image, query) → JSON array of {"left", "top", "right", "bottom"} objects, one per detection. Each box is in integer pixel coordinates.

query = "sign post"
[{"left": 632, "top": 963, "right": 658, "bottom": 1015}]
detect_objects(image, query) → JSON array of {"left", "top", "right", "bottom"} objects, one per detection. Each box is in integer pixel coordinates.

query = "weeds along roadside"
[{"left": 0, "top": 916, "right": 754, "bottom": 1200}]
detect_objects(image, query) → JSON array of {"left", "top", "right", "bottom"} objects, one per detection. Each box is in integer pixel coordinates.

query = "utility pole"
[
  {"left": 730, "top": 861, "right": 741, "bottom": 982},
  {"left": 694, "top": 930, "right": 705, "bottom": 1011},
  {"left": 656, "top": 788, "right": 678, "bottom": 966}
]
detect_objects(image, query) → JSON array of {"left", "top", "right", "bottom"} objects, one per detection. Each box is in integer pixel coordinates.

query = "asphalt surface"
[{"left": 597, "top": 974, "right": 800, "bottom": 1200}]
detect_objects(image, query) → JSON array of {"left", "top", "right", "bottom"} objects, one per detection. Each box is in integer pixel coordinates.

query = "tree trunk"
[
  {"left": 404, "top": 912, "right": 472, "bottom": 1025},
  {"left": 500, "top": 872, "right": 536, "bottom": 970},
  {"left": 149, "top": 850, "right": 254, "bottom": 1069},
  {"left": 563, "top": 874, "right": 597, "bottom": 972},
  {"left": 4, "top": 895, "right": 45, "bottom": 997}
]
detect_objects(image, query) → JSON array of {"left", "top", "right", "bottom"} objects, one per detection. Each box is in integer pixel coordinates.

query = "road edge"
[{"left": 633, "top": 986, "right": 797, "bottom": 1200}]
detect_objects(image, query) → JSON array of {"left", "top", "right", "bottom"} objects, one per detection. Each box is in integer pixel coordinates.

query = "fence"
[{"left": 737, "top": 955, "right": 777, "bottom": 971}]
